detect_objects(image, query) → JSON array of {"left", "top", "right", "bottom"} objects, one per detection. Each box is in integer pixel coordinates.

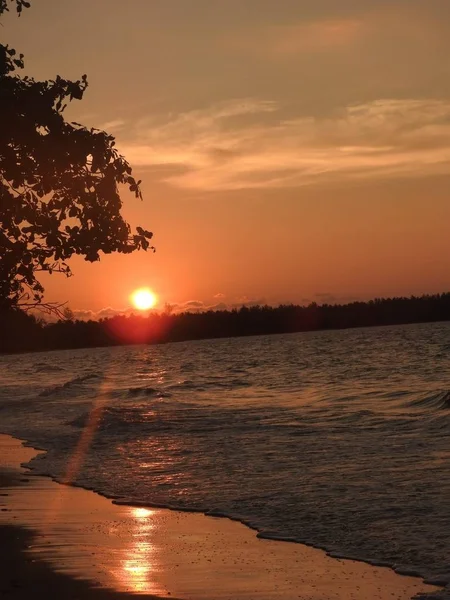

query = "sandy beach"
[{"left": 0, "top": 434, "right": 441, "bottom": 600}]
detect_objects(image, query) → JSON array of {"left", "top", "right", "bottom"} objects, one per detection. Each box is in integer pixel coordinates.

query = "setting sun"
[{"left": 130, "top": 288, "right": 157, "bottom": 311}]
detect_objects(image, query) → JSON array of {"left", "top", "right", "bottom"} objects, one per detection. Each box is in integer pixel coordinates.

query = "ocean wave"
[
  {"left": 404, "top": 391, "right": 450, "bottom": 412},
  {"left": 2, "top": 323, "right": 450, "bottom": 600},
  {"left": 126, "top": 386, "right": 171, "bottom": 398},
  {"left": 167, "top": 378, "right": 252, "bottom": 392},
  {"left": 166, "top": 379, "right": 199, "bottom": 391},
  {"left": 39, "top": 373, "right": 102, "bottom": 397},
  {"left": 33, "top": 363, "right": 66, "bottom": 373}
]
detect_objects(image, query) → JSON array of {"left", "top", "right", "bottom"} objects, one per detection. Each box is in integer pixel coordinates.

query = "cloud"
[
  {"left": 98, "top": 119, "right": 125, "bottom": 133},
  {"left": 210, "top": 302, "right": 228, "bottom": 311},
  {"left": 118, "top": 98, "right": 450, "bottom": 192},
  {"left": 71, "top": 309, "right": 95, "bottom": 320},
  {"left": 72, "top": 306, "right": 134, "bottom": 320},
  {"left": 223, "top": 4, "right": 447, "bottom": 60},
  {"left": 182, "top": 301, "right": 205, "bottom": 309},
  {"left": 167, "top": 300, "right": 231, "bottom": 314},
  {"left": 226, "top": 18, "right": 364, "bottom": 57},
  {"left": 71, "top": 296, "right": 271, "bottom": 320},
  {"left": 232, "top": 296, "right": 267, "bottom": 308},
  {"left": 315, "top": 293, "right": 338, "bottom": 304}
]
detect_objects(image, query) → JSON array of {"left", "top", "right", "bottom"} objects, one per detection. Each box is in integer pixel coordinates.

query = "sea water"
[{"left": 1, "top": 322, "right": 449, "bottom": 596}]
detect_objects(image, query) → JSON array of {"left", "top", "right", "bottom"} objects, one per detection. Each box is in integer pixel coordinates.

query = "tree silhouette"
[{"left": 0, "top": 0, "right": 154, "bottom": 313}]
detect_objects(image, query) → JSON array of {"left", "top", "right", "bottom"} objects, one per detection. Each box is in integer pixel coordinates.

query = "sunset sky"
[{"left": 4, "top": 0, "right": 450, "bottom": 317}]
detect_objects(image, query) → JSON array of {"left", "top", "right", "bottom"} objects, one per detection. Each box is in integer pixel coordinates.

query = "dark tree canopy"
[
  {"left": 0, "top": 0, "right": 154, "bottom": 312},
  {"left": 2, "top": 293, "right": 450, "bottom": 354}
]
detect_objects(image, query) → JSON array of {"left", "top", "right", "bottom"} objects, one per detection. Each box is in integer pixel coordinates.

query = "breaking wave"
[
  {"left": 403, "top": 390, "right": 450, "bottom": 412},
  {"left": 39, "top": 373, "right": 102, "bottom": 397}
]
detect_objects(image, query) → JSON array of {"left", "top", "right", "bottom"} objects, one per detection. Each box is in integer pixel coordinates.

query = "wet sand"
[{"left": 0, "top": 435, "right": 441, "bottom": 599}]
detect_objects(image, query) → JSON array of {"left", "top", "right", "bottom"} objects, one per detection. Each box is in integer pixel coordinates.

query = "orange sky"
[{"left": 4, "top": 1, "right": 450, "bottom": 317}]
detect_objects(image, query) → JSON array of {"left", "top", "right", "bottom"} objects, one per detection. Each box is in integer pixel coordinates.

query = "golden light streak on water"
[{"left": 45, "top": 375, "right": 111, "bottom": 525}]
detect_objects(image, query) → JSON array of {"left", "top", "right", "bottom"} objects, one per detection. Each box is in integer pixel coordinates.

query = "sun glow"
[{"left": 131, "top": 288, "right": 157, "bottom": 311}]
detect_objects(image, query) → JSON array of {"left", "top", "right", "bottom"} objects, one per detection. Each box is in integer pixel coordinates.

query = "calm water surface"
[{"left": 1, "top": 322, "right": 450, "bottom": 596}]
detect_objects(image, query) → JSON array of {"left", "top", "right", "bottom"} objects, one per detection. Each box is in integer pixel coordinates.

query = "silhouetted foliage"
[
  {"left": 2, "top": 293, "right": 450, "bottom": 354},
  {"left": 0, "top": 1, "right": 154, "bottom": 312},
  {"left": 0, "top": 0, "right": 30, "bottom": 15}
]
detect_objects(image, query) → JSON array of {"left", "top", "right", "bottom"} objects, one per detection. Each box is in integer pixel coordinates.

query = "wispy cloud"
[
  {"left": 72, "top": 306, "right": 133, "bottom": 321},
  {"left": 222, "top": 4, "right": 444, "bottom": 60},
  {"left": 98, "top": 119, "right": 126, "bottom": 133},
  {"left": 226, "top": 18, "right": 364, "bottom": 57},
  {"left": 166, "top": 300, "right": 230, "bottom": 314},
  {"left": 118, "top": 98, "right": 450, "bottom": 191}
]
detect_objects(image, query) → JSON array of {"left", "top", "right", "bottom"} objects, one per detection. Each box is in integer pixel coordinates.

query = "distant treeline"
[{"left": 2, "top": 293, "right": 450, "bottom": 354}]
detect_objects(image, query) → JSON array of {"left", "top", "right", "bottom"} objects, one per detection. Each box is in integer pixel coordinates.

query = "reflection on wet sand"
[{"left": 116, "top": 508, "right": 158, "bottom": 594}]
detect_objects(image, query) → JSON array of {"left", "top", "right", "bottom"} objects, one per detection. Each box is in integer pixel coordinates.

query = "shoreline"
[
  {"left": 0, "top": 434, "right": 442, "bottom": 599},
  {"left": 10, "top": 431, "right": 447, "bottom": 587}
]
